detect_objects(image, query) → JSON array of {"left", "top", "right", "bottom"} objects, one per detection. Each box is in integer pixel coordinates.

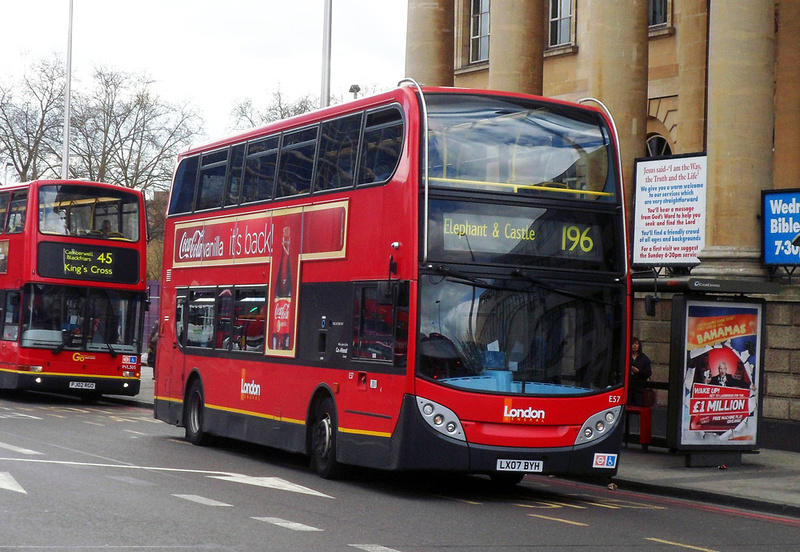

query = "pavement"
[{"left": 118, "top": 366, "right": 800, "bottom": 517}]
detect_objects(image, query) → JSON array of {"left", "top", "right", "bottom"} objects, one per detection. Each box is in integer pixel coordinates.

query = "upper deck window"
[
  {"left": 38, "top": 184, "right": 140, "bottom": 241},
  {"left": 7, "top": 190, "right": 27, "bottom": 234},
  {"left": 276, "top": 127, "right": 318, "bottom": 199},
  {"left": 357, "top": 107, "right": 404, "bottom": 186},
  {"left": 426, "top": 94, "right": 617, "bottom": 202},
  {"left": 243, "top": 136, "right": 279, "bottom": 204},
  {"left": 315, "top": 113, "right": 362, "bottom": 192}
]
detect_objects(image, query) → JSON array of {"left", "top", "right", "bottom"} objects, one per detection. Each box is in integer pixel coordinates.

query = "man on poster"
[{"left": 681, "top": 302, "right": 761, "bottom": 447}]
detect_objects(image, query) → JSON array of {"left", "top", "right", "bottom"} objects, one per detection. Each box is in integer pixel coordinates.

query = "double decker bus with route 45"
[
  {"left": 154, "top": 82, "right": 630, "bottom": 483},
  {"left": 0, "top": 180, "right": 148, "bottom": 399}
]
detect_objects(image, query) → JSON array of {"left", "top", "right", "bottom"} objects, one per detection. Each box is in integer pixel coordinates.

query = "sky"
[{"left": 0, "top": 0, "right": 409, "bottom": 140}]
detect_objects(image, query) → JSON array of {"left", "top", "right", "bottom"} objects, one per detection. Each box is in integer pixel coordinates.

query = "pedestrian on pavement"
[{"left": 629, "top": 336, "right": 652, "bottom": 406}]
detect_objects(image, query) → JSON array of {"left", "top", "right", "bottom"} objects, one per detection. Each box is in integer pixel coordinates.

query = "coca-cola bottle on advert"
[{"left": 272, "top": 226, "right": 292, "bottom": 350}]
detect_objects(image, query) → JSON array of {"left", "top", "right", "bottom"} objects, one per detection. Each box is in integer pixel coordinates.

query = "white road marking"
[
  {"left": 173, "top": 494, "right": 232, "bottom": 507},
  {"left": 209, "top": 474, "right": 333, "bottom": 498},
  {"left": 0, "top": 442, "right": 43, "bottom": 455},
  {"left": 252, "top": 517, "right": 323, "bottom": 531},
  {"left": 0, "top": 457, "right": 335, "bottom": 499},
  {"left": 349, "top": 546, "right": 404, "bottom": 552},
  {"left": 0, "top": 410, "right": 42, "bottom": 420},
  {"left": 0, "top": 472, "right": 26, "bottom": 494}
]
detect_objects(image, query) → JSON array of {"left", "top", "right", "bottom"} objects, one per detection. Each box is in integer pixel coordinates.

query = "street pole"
[
  {"left": 61, "top": 0, "right": 73, "bottom": 179},
  {"left": 320, "top": 0, "right": 332, "bottom": 108}
]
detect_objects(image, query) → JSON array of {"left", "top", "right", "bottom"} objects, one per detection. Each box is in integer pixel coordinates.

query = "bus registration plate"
[
  {"left": 496, "top": 459, "right": 543, "bottom": 472},
  {"left": 69, "top": 382, "right": 96, "bottom": 390}
]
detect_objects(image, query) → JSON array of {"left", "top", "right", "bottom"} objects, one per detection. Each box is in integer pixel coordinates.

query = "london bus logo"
[
  {"left": 240, "top": 369, "right": 261, "bottom": 400},
  {"left": 502, "top": 399, "right": 545, "bottom": 422}
]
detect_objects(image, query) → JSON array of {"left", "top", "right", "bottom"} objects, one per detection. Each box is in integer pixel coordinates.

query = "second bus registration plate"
[{"left": 496, "top": 459, "right": 543, "bottom": 472}]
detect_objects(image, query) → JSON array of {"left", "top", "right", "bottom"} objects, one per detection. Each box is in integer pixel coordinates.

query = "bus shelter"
[{"left": 632, "top": 276, "right": 776, "bottom": 467}]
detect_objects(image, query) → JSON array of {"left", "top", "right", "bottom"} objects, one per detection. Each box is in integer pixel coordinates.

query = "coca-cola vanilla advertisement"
[{"left": 172, "top": 201, "right": 348, "bottom": 358}]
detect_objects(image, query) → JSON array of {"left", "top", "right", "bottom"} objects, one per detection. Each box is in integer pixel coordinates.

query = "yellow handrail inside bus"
[{"left": 428, "top": 176, "right": 613, "bottom": 196}]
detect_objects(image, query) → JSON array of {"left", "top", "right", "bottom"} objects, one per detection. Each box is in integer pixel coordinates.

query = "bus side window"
[
  {"left": 276, "top": 127, "right": 318, "bottom": 198},
  {"left": 352, "top": 284, "right": 393, "bottom": 363},
  {"left": 243, "top": 136, "right": 278, "bottom": 204},
  {"left": 6, "top": 190, "right": 28, "bottom": 233},
  {"left": 175, "top": 295, "right": 186, "bottom": 348},
  {"left": 314, "top": 113, "right": 362, "bottom": 193},
  {"left": 186, "top": 289, "right": 215, "bottom": 348},
  {"left": 169, "top": 157, "right": 199, "bottom": 215},
  {"left": 0, "top": 192, "right": 10, "bottom": 234},
  {"left": 196, "top": 150, "right": 228, "bottom": 211},
  {"left": 358, "top": 107, "right": 404, "bottom": 185},
  {"left": 2, "top": 290, "right": 20, "bottom": 341},
  {"left": 232, "top": 286, "right": 266, "bottom": 352},
  {"left": 225, "top": 144, "right": 245, "bottom": 207}
]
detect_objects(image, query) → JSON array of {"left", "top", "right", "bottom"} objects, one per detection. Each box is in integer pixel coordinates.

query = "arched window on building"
[{"left": 646, "top": 133, "right": 673, "bottom": 158}]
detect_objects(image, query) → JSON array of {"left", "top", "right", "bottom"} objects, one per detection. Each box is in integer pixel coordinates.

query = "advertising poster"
[
  {"left": 679, "top": 300, "right": 762, "bottom": 448},
  {"left": 633, "top": 154, "right": 707, "bottom": 266}
]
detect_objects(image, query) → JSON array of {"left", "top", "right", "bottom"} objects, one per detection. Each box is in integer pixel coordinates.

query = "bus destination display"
[
  {"left": 37, "top": 241, "right": 139, "bottom": 284},
  {"left": 428, "top": 199, "right": 617, "bottom": 270}
]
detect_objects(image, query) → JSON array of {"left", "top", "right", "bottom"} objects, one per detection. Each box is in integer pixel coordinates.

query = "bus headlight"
[
  {"left": 575, "top": 406, "right": 622, "bottom": 445},
  {"left": 416, "top": 397, "right": 466, "bottom": 442}
]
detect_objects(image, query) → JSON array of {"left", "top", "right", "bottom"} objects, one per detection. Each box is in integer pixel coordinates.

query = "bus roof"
[{"left": 178, "top": 84, "right": 608, "bottom": 159}]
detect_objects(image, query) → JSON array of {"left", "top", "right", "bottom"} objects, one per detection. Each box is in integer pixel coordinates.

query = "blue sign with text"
[{"left": 762, "top": 189, "right": 800, "bottom": 265}]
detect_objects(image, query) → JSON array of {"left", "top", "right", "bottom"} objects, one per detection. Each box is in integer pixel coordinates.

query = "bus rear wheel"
[
  {"left": 310, "top": 397, "right": 342, "bottom": 479},
  {"left": 185, "top": 380, "right": 207, "bottom": 446}
]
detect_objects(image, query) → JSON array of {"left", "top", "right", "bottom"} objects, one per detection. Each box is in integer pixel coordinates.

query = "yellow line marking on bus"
[
  {"left": 646, "top": 538, "right": 718, "bottom": 551},
  {"left": 528, "top": 514, "right": 588, "bottom": 526}
]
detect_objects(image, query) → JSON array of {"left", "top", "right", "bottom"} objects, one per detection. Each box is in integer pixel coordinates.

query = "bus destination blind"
[{"left": 37, "top": 241, "right": 139, "bottom": 284}]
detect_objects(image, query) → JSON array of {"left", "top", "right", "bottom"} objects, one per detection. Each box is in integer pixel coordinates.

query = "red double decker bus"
[
  {"left": 154, "top": 83, "right": 630, "bottom": 482},
  {"left": 0, "top": 180, "right": 147, "bottom": 398}
]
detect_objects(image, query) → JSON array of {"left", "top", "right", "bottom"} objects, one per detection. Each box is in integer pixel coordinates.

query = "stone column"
[
  {"left": 676, "top": 0, "right": 708, "bottom": 154},
  {"left": 587, "top": 0, "right": 649, "bottom": 220},
  {"left": 405, "top": 0, "right": 455, "bottom": 86},
  {"left": 488, "top": 0, "right": 544, "bottom": 95},
  {"left": 774, "top": 0, "right": 800, "bottom": 190},
  {"left": 697, "top": 2, "right": 774, "bottom": 278}
]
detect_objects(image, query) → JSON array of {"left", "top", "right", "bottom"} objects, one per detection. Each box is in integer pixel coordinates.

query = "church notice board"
[{"left": 666, "top": 295, "right": 764, "bottom": 451}]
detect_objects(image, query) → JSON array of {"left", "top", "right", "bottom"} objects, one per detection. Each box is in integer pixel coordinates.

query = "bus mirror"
[
  {"left": 377, "top": 281, "right": 394, "bottom": 305},
  {"left": 645, "top": 294, "right": 659, "bottom": 317}
]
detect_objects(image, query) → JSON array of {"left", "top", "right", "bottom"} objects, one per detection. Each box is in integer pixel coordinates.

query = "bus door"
[{"left": 169, "top": 291, "right": 188, "bottom": 399}]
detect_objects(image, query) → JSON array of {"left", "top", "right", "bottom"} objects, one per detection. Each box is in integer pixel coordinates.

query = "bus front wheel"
[
  {"left": 185, "top": 380, "right": 207, "bottom": 446},
  {"left": 310, "top": 397, "right": 342, "bottom": 479}
]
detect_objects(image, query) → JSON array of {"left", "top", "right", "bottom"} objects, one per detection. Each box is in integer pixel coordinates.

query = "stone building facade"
[{"left": 405, "top": 0, "right": 800, "bottom": 450}]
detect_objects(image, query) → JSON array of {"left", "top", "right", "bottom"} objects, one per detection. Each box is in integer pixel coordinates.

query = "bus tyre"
[
  {"left": 311, "top": 397, "right": 342, "bottom": 479},
  {"left": 185, "top": 380, "right": 207, "bottom": 446}
]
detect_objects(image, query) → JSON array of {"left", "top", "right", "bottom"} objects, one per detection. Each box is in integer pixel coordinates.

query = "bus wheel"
[
  {"left": 490, "top": 472, "right": 526, "bottom": 487},
  {"left": 310, "top": 397, "right": 342, "bottom": 479},
  {"left": 185, "top": 380, "right": 207, "bottom": 446}
]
